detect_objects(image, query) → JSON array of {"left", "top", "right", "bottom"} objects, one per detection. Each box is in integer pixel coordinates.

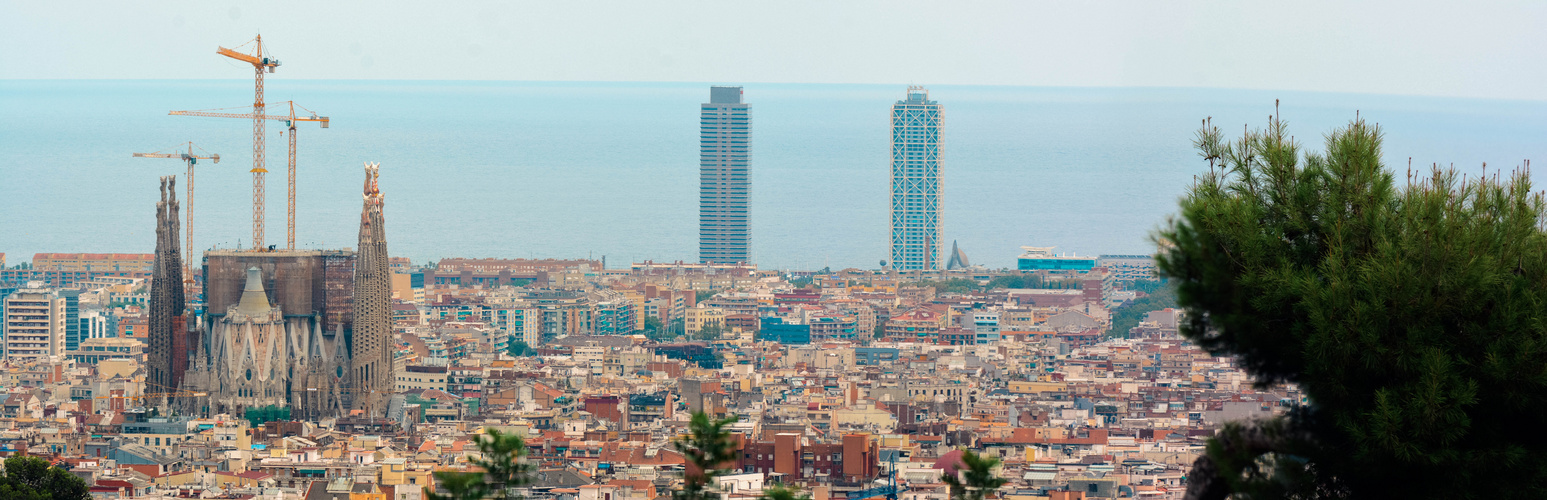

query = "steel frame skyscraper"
[
  {"left": 699, "top": 86, "right": 752, "bottom": 264},
  {"left": 890, "top": 87, "right": 942, "bottom": 271}
]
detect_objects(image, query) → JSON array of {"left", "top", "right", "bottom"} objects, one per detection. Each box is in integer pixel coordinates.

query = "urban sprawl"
[{"left": 0, "top": 44, "right": 1294, "bottom": 500}]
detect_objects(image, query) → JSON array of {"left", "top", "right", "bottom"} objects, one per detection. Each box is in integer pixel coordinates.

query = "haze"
[{"left": 2, "top": 0, "right": 1543, "bottom": 101}]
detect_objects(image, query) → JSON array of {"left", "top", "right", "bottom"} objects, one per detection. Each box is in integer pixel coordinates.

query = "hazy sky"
[{"left": 3, "top": 0, "right": 1544, "bottom": 100}]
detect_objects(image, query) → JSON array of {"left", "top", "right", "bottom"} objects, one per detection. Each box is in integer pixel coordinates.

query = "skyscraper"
[
  {"left": 351, "top": 162, "right": 392, "bottom": 415},
  {"left": 890, "top": 87, "right": 942, "bottom": 271},
  {"left": 700, "top": 86, "right": 752, "bottom": 264}
]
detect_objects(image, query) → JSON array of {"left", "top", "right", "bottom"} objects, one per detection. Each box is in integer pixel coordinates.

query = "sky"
[{"left": 2, "top": 0, "right": 1544, "bottom": 101}]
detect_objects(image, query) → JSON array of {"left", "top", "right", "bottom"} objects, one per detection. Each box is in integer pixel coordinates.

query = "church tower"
[
  {"left": 147, "top": 176, "right": 186, "bottom": 401},
  {"left": 351, "top": 163, "right": 392, "bottom": 415}
]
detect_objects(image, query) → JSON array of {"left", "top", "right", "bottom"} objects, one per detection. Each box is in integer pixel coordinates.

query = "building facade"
[
  {"left": 1018, "top": 246, "right": 1096, "bottom": 272},
  {"left": 2, "top": 289, "right": 65, "bottom": 362},
  {"left": 32, "top": 253, "right": 155, "bottom": 273},
  {"left": 700, "top": 86, "right": 752, "bottom": 264},
  {"left": 890, "top": 87, "right": 942, "bottom": 271}
]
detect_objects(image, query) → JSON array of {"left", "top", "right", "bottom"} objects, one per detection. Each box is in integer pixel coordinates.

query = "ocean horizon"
[{"left": 2, "top": 80, "right": 1543, "bottom": 270}]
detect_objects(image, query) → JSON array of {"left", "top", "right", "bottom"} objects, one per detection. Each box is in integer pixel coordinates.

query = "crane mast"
[
  {"left": 217, "top": 35, "right": 280, "bottom": 250},
  {"left": 132, "top": 142, "right": 220, "bottom": 289},
  {"left": 169, "top": 101, "right": 327, "bottom": 251},
  {"left": 254, "top": 49, "right": 266, "bottom": 250}
]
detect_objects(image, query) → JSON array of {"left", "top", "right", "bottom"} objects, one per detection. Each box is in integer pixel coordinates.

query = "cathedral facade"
[
  {"left": 181, "top": 265, "right": 349, "bottom": 418},
  {"left": 180, "top": 164, "right": 394, "bottom": 419}
]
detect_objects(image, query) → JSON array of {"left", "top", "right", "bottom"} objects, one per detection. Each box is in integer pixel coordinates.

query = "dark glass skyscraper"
[{"left": 700, "top": 86, "right": 752, "bottom": 264}]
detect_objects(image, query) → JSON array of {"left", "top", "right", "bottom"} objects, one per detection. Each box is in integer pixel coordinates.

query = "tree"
[
  {"left": 696, "top": 289, "right": 719, "bottom": 303},
  {"left": 1106, "top": 283, "right": 1177, "bottom": 338},
  {"left": 1160, "top": 111, "right": 1547, "bottom": 499},
  {"left": 641, "top": 316, "right": 679, "bottom": 342},
  {"left": 426, "top": 428, "right": 533, "bottom": 500},
  {"left": 873, "top": 323, "right": 886, "bottom": 339},
  {"left": 0, "top": 456, "right": 90, "bottom": 500},
  {"left": 940, "top": 449, "right": 1006, "bottom": 500},
  {"left": 909, "top": 278, "right": 980, "bottom": 295},
  {"left": 758, "top": 485, "right": 811, "bottom": 500},
  {"left": 984, "top": 275, "right": 1075, "bottom": 290},
  {"left": 669, "top": 318, "right": 686, "bottom": 338},
  {"left": 695, "top": 324, "right": 723, "bottom": 341},
  {"left": 507, "top": 340, "right": 536, "bottom": 357},
  {"left": 673, "top": 412, "right": 740, "bottom": 500}
]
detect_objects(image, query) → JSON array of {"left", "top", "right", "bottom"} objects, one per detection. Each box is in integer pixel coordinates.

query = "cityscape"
[{"left": 1, "top": 3, "right": 1544, "bottom": 500}]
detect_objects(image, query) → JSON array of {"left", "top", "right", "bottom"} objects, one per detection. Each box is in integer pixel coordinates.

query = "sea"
[{"left": 1, "top": 80, "right": 1543, "bottom": 270}]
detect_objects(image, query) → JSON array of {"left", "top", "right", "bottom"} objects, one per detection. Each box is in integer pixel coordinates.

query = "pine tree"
[
  {"left": 0, "top": 456, "right": 90, "bottom": 500},
  {"left": 1161, "top": 110, "right": 1547, "bottom": 498},
  {"left": 673, "top": 412, "right": 740, "bottom": 500},
  {"left": 941, "top": 450, "right": 1006, "bottom": 500},
  {"left": 427, "top": 428, "right": 532, "bottom": 500}
]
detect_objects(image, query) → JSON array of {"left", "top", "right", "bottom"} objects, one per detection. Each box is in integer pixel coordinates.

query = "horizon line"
[{"left": 2, "top": 78, "right": 1542, "bottom": 104}]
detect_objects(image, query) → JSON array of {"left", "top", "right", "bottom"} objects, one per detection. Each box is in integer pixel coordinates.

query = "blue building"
[
  {"left": 60, "top": 288, "right": 81, "bottom": 352},
  {"left": 759, "top": 317, "right": 810, "bottom": 345},
  {"left": 855, "top": 347, "right": 900, "bottom": 365},
  {"left": 1017, "top": 246, "right": 1096, "bottom": 272},
  {"left": 889, "top": 87, "right": 943, "bottom": 271}
]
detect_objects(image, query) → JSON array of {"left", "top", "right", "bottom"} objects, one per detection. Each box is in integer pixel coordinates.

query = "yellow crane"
[
  {"left": 216, "top": 35, "right": 281, "bottom": 250},
  {"left": 95, "top": 391, "right": 210, "bottom": 405},
  {"left": 132, "top": 142, "right": 219, "bottom": 282},
  {"left": 170, "top": 101, "right": 328, "bottom": 250}
]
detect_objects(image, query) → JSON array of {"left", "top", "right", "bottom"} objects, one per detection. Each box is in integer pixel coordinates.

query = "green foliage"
[
  {"left": 940, "top": 449, "right": 1006, "bottom": 500},
  {"left": 909, "top": 278, "right": 980, "bottom": 295},
  {"left": 639, "top": 316, "right": 677, "bottom": 342},
  {"left": 695, "top": 324, "right": 723, "bottom": 341},
  {"left": 243, "top": 405, "right": 291, "bottom": 427},
  {"left": 696, "top": 290, "right": 719, "bottom": 303},
  {"left": 669, "top": 318, "right": 685, "bottom": 337},
  {"left": 1123, "top": 278, "right": 1167, "bottom": 294},
  {"left": 873, "top": 323, "right": 886, "bottom": 339},
  {"left": 788, "top": 276, "right": 814, "bottom": 288},
  {"left": 1106, "top": 283, "right": 1178, "bottom": 338},
  {"left": 758, "top": 485, "right": 811, "bottom": 500},
  {"left": 1159, "top": 112, "right": 1547, "bottom": 498},
  {"left": 673, "top": 412, "right": 741, "bottom": 500},
  {"left": 0, "top": 456, "right": 90, "bottom": 500},
  {"left": 984, "top": 275, "right": 1075, "bottom": 290},
  {"left": 507, "top": 340, "right": 536, "bottom": 357},
  {"left": 426, "top": 428, "right": 532, "bottom": 500}
]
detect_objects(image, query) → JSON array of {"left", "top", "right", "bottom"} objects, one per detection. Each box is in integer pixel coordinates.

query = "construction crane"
[
  {"left": 848, "top": 450, "right": 910, "bottom": 500},
  {"left": 94, "top": 391, "right": 210, "bottom": 407},
  {"left": 216, "top": 35, "right": 281, "bottom": 250},
  {"left": 133, "top": 142, "right": 219, "bottom": 282},
  {"left": 95, "top": 391, "right": 210, "bottom": 400},
  {"left": 170, "top": 101, "right": 328, "bottom": 250}
]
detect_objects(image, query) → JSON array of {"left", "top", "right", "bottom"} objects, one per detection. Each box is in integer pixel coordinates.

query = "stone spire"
[
  {"left": 148, "top": 176, "right": 186, "bottom": 399},
  {"left": 350, "top": 162, "right": 392, "bottom": 415}
]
